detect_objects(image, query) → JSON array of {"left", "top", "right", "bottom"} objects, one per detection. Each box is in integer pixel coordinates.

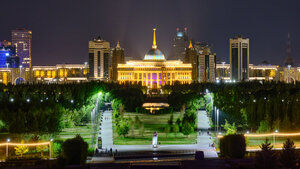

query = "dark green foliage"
[
  {"left": 111, "top": 88, "right": 144, "bottom": 112},
  {"left": 62, "top": 135, "right": 88, "bottom": 165},
  {"left": 255, "top": 139, "right": 278, "bottom": 169},
  {"left": 280, "top": 138, "right": 298, "bottom": 169},
  {"left": 164, "top": 82, "right": 300, "bottom": 131},
  {"left": 181, "top": 122, "right": 194, "bottom": 137},
  {"left": 219, "top": 134, "right": 246, "bottom": 158},
  {"left": 116, "top": 118, "right": 130, "bottom": 137}
]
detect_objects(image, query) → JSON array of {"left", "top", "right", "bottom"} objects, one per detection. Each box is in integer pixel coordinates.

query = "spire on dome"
[
  {"left": 188, "top": 40, "right": 193, "bottom": 48},
  {"left": 152, "top": 28, "right": 157, "bottom": 49}
]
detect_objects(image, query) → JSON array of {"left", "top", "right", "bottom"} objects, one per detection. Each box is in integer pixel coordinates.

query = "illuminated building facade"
[
  {"left": 88, "top": 36, "right": 110, "bottom": 80},
  {"left": 12, "top": 29, "right": 32, "bottom": 68},
  {"left": 111, "top": 41, "right": 125, "bottom": 81},
  {"left": 116, "top": 29, "right": 192, "bottom": 88},
  {"left": 230, "top": 35, "right": 249, "bottom": 82}
]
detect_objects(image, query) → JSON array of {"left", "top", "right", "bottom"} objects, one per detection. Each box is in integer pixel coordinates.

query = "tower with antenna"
[{"left": 284, "top": 32, "right": 294, "bottom": 66}]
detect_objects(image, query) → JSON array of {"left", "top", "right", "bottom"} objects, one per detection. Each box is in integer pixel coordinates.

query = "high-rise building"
[
  {"left": 229, "top": 35, "right": 249, "bottom": 82},
  {"left": 88, "top": 36, "right": 110, "bottom": 80},
  {"left": 12, "top": 29, "right": 32, "bottom": 68},
  {"left": 173, "top": 28, "right": 188, "bottom": 61},
  {"left": 184, "top": 41, "right": 198, "bottom": 82},
  {"left": 198, "top": 47, "right": 216, "bottom": 82},
  {"left": 111, "top": 41, "right": 125, "bottom": 81}
]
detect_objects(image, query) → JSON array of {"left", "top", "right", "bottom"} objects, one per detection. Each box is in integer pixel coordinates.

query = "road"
[{"left": 98, "top": 110, "right": 217, "bottom": 158}]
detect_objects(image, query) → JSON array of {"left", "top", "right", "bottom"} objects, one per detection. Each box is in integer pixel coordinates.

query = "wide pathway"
[
  {"left": 100, "top": 110, "right": 113, "bottom": 149},
  {"left": 99, "top": 110, "right": 217, "bottom": 158}
]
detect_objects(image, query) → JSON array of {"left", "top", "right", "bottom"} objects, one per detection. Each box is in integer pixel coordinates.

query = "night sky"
[{"left": 0, "top": 0, "right": 299, "bottom": 66}]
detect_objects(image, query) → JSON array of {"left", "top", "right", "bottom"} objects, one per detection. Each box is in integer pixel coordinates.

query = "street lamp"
[
  {"left": 49, "top": 139, "right": 53, "bottom": 159},
  {"left": 19, "top": 65, "right": 23, "bottom": 84},
  {"left": 84, "top": 62, "right": 88, "bottom": 79},
  {"left": 273, "top": 129, "right": 279, "bottom": 147},
  {"left": 6, "top": 138, "right": 10, "bottom": 157}
]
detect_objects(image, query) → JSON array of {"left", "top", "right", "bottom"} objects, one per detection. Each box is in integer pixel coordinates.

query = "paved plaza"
[{"left": 99, "top": 110, "right": 217, "bottom": 158}]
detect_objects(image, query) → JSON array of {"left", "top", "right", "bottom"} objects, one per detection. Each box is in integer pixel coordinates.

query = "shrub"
[
  {"left": 182, "top": 122, "right": 194, "bottom": 137},
  {"left": 219, "top": 134, "right": 246, "bottom": 158},
  {"left": 280, "top": 138, "right": 298, "bottom": 169},
  {"left": 62, "top": 135, "right": 88, "bottom": 165},
  {"left": 255, "top": 139, "right": 278, "bottom": 169}
]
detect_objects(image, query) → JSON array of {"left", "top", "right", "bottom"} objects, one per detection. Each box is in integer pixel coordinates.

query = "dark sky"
[{"left": 0, "top": 0, "right": 299, "bottom": 66}]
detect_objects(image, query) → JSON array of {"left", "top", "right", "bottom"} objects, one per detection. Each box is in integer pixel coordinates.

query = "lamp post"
[
  {"left": 6, "top": 138, "right": 10, "bottom": 158},
  {"left": 273, "top": 129, "right": 278, "bottom": 147},
  {"left": 6, "top": 63, "right": 9, "bottom": 85},
  {"left": 19, "top": 65, "right": 22, "bottom": 81},
  {"left": 49, "top": 139, "right": 53, "bottom": 159},
  {"left": 84, "top": 62, "right": 88, "bottom": 79}
]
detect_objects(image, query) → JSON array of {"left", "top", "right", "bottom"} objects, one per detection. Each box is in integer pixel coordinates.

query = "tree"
[
  {"left": 62, "top": 135, "right": 88, "bottom": 165},
  {"left": 257, "top": 120, "right": 270, "bottom": 133},
  {"left": 182, "top": 122, "right": 194, "bottom": 137},
  {"left": 36, "top": 144, "right": 48, "bottom": 158},
  {"left": 280, "top": 138, "right": 298, "bottom": 169},
  {"left": 219, "top": 134, "right": 246, "bottom": 158},
  {"left": 139, "top": 123, "right": 144, "bottom": 136},
  {"left": 116, "top": 118, "right": 130, "bottom": 137},
  {"left": 173, "top": 124, "right": 179, "bottom": 137},
  {"left": 222, "top": 119, "right": 237, "bottom": 135},
  {"left": 14, "top": 140, "right": 29, "bottom": 158},
  {"left": 255, "top": 139, "right": 278, "bottom": 169},
  {"left": 164, "top": 125, "right": 171, "bottom": 137}
]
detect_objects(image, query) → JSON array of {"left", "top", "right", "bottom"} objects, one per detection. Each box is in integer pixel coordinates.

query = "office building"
[
  {"left": 12, "top": 29, "right": 32, "bottom": 68},
  {"left": 88, "top": 36, "right": 110, "bottom": 80},
  {"left": 111, "top": 41, "right": 125, "bottom": 81},
  {"left": 173, "top": 28, "right": 188, "bottom": 61},
  {"left": 198, "top": 47, "right": 216, "bottom": 82},
  {"left": 229, "top": 35, "right": 249, "bottom": 81},
  {"left": 184, "top": 41, "right": 198, "bottom": 81}
]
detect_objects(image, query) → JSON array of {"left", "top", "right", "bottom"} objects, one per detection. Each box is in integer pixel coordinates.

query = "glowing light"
[
  {"left": 50, "top": 138, "right": 53, "bottom": 142},
  {"left": 10, "top": 98, "right": 14, "bottom": 102},
  {"left": 275, "top": 129, "right": 279, "bottom": 133},
  {"left": 98, "top": 92, "right": 102, "bottom": 96},
  {"left": 26, "top": 98, "right": 30, "bottom": 102},
  {"left": 0, "top": 142, "right": 50, "bottom": 147},
  {"left": 70, "top": 99, "right": 74, "bottom": 103},
  {"left": 5, "top": 53, "right": 9, "bottom": 56},
  {"left": 7, "top": 138, "right": 10, "bottom": 142},
  {"left": 246, "top": 131, "right": 250, "bottom": 134}
]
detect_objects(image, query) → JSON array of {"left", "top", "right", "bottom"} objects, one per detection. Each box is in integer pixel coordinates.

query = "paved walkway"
[
  {"left": 98, "top": 110, "right": 217, "bottom": 158},
  {"left": 100, "top": 110, "right": 113, "bottom": 149}
]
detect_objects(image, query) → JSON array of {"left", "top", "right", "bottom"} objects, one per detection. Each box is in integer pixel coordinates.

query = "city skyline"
[{"left": 0, "top": 0, "right": 299, "bottom": 66}]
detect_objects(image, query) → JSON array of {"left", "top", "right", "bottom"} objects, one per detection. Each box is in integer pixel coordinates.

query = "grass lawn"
[
  {"left": 56, "top": 124, "right": 94, "bottom": 146},
  {"left": 113, "top": 112, "right": 198, "bottom": 145},
  {"left": 247, "top": 136, "right": 300, "bottom": 149}
]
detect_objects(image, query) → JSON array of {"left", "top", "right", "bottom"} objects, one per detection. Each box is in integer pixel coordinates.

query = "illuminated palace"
[{"left": 113, "top": 29, "right": 193, "bottom": 88}]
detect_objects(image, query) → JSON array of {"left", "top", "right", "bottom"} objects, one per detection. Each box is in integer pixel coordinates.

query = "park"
[{"left": 0, "top": 81, "right": 299, "bottom": 168}]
